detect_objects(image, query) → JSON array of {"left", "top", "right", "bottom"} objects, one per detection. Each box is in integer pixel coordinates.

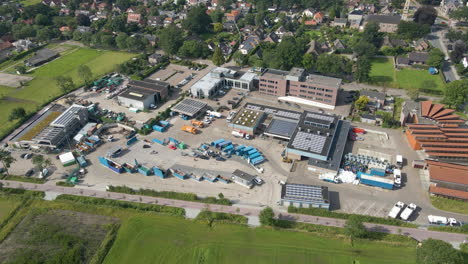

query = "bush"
[
  {"left": 288, "top": 206, "right": 416, "bottom": 228},
  {"left": 259, "top": 207, "right": 275, "bottom": 226},
  {"left": 196, "top": 210, "right": 248, "bottom": 225},
  {"left": 1, "top": 175, "right": 46, "bottom": 184},
  {"left": 56, "top": 181, "right": 75, "bottom": 187},
  {"left": 0, "top": 187, "right": 45, "bottom": 198},
  {"left": 107, "top": 185, "right": 232, "bottom": 206},
  {"left": 55, "top": 194, "right": 185, "bottom": 217},
  {"left": 89, "top": 223, "right": 120, "bottom": 264}
]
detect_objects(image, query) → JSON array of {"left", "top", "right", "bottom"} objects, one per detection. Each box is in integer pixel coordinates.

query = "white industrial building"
[
  {"left": 118, "top": 79, "right": 169, "bottom": 110},
  {"left": 190, "top": 67, "right": 257, "bottom": 98}
]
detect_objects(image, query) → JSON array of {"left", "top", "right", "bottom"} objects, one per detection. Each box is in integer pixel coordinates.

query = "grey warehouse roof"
[
  {"left": 281, "top": 183, "right": 329, "bottom": 204},
  {"left": 244, "top": 103, "right": 302, "bottom": 120},
  {"left": 305, "top": 74, "right": 342, "bottom": 89},
  {"left": 119, "top": 79, "right": 169, "bottom": 102},
  {"left": 232, "top": 169, "right": 256, "bottom": 182},
  {"left": 265, "top": 118, "right": 299, "bottom": 139},
  {"left": 172, "top": 98, "right": 207, "bottom": 117},
  {"left": 50, "top": 104, "right": 87, "bottom": 128}
]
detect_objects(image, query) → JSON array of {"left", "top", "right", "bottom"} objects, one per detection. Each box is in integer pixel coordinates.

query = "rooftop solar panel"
[
  {"left": 306, "top": 113, "right": 335, "bottom": 123},
  {"left": 266, "top": 119, "right": 298, "bottom": 138},
  {"left": 282, "top": 183, "right": 328, "bottom": 204},
  {"left": 172, "top": 98, "right": 208, "bottom": 116},
  {"left": 291, "top": 131, "right": 326, "bottom": 153}
]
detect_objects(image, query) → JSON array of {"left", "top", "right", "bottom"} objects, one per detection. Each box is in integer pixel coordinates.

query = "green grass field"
[
  {"left": 0, "top": 46, "right": 134, "bottom": 139},
  {"left": 431, "top": 196, "right": 468, "bottom": 215},
  {"left": 0, "top": 197, "right": 20, "bottom": 223},
  {"left": 20, "top": 0, "right": 42, "bottom": 6},
  {"left": 104, "top": 215, "right": 417, "bottom": 264},
  {"left": 369, "top": 58, "right": 445, "bottom": 93}
]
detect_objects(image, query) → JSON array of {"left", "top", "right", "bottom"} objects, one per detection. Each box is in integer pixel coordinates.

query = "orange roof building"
[
  {"left": 404, "top": 101, "right": 468, "bottom": 161},
  {"left": 427, "top": 160, "right": 468, "bottom": 200}
]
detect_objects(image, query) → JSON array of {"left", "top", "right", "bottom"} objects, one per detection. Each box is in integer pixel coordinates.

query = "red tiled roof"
[
  {"left": 421, "top": 142, "right": 468, "bottom": 147},
  {"left": 427, "top": 152, "right": 468, "bottom": 158},
  {"left": 429, "top": 185, "right": 468, "bottom": 200},
  {"left": 427, "top": 160, "right": 468, "bottom": 185},
  {"left": 436, "top": 114, "right": 461, "bottom": 120},
  {"left": 433, "top": 109, "right": 455, "bottom": 118},
  {"left": 421, "top": 100, "right": 432, "bottom": 117},
  {"left": 424, "top": 147, "right": 468, "bottom": 152},
  {"left": 428, "top": 104, "right": 444, "bottom": 117}
]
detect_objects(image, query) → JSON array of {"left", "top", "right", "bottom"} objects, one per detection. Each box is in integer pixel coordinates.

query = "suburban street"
[
  {"left": 427, "top": 26, "right": 460, "bottom": 82},
  {"left": 2, "top": 180, "right": 467, "bottom": 246}
]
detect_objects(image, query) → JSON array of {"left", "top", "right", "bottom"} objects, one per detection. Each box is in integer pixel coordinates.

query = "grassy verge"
[
  {"left": 56, "top": 181, "right": 74, "bottom": 187},
  {"left": 288, "top": 206, "right": 417, "bottom": 228},
  {"left": 428, "top": 225, "right": 468, "bottom": 235},
  {"left": 107, "top": 185, "right": 232, "bottom": 206},
  {"left": 393, "top": 97, "right": 404, "bottom": 121},
  {"left": 1, "top": 174, "right": 46, "bottom": 184},
  {"left": 430, "top": 196, "right": 468, "bottom": 215},
  {"left": 55, "top": 194, "right": 185, "bottom": 217}
]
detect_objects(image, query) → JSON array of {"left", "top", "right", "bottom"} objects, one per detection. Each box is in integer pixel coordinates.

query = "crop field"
[
  {"left": 369, "top": 58, "right": 445, "bottom": 93},
  {"left": 104, "top": 215, "right": 417, "bottom": 264},
  {"left": 0, "top": 46, "right": 134, "bottom": 139}
]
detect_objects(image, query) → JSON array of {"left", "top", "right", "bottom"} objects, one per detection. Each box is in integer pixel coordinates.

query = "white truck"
[
  {"left": 226, "top": 111, "right": 237, "bottom": 122},
  {"left": 396, "top": 155, "right": 403, "bottom": 168},
  {"left": 388, "top": 201, "right": 405, "bottom": 219},
  {"left": 393, "top": 169, "right": 402, "bottom": 188},
  {"left": 232, "top": 130, "right": 251, "bottom": 140},
  {"left": 400, "top": 203, "right": 417, "bottom": 221},
  {"left": 206, "top": 110, "right": 222, "bottom": 118},
  {"left": 428, "top": 215, "right": 458, "bottom": 226}
]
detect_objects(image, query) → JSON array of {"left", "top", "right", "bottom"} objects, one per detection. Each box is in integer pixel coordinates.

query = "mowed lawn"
[
  {"left": 0, "top": 47, "right": 134, "bottom": 138},
  {"left": 0, "top": 197, "right": 20, "bottom": 223},
  {"left": 104, "top": 215, "right": 417, "bottom": 264},
  {"left": 369, "top": 58, "right": 445, "bottom": 93}
]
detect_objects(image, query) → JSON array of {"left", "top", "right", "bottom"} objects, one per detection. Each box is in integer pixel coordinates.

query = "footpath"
[{"left": 1, "top": 180, "right": 467, "bottom": 245}]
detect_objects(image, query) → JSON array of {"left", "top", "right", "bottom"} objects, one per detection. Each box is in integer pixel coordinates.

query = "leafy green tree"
[
  {"left": 417, "top": 239, "right": 463, "bottom": 264},
  {"left": 115, "top": 33, "right": 129, "bottom": 50},
  {"left": 35, "top": 14, "right": 50, "bottom": 26},
  {"left": 316, "top": 53, "right": 352, "bottom": 75},
  {"left": 77, "top": 65, "right": 92, "bottom": 87},
  {"left": 444, "top": 80, "right": 468, "bottom": 109},
  {"left": 32, "top": 154, "right": 44, "bottom": 170},
  {"left": 0, "top": 150, "right": 16, "bottom": 175},
  {"left": 450, "top": 6, "right": 468, "bottom": 22},
  {"left": 126, "top": 36, "right": 145, "bottom": 52},
  {"left": 232, "top": 51, "right": 247, "bottom": 66},
  {"left": 427, "top": 48, "right": 444, "bottom": 69},
  {"left": 397, "top": 21, "right": 431, "bottom": 40},
  {"left": 76, "top": 14, "right": 90, "bottom": 26},
  {"left": 8, "top": 107, "right": 26, "bottom": 121},
  {"left": 354, "top": 96, "right": 369, "bottom": 111},
  {"left": 344, "top": 215, "right": 367, "bottom": 240},
  {"left": 55, "top": 76, "right": 75, "bottom": 93},
  {"left": 212, "top": 47, "right": 225, "bottom": 66},
  {"left": 414, "top": 6, "right": 437, "bottom": 26},
  {"left": 15, "top": 65, "right": 27, "bottom": 74},
  {"left": 259, "top": 207, "right": 275, "bottom": 226},
  {"left": 210, "top": 9, "right": 224, "bottom": 23},
  {"left": 302, "top": 53, "right": 315, "bottom": 70},
  {"left": 183, "top": 6, "right": 212, "bottom": 34},
  {"left": 178, "top": 40, "right": 211, "bottom": 58},
  {"left": 36, "top": 27, "right": 55, "bottom": 41},
  {"left": 353, "top": 42, "right": 377, "bottom": 58},
  {"left": 361, "top": 22, "right": 381, "bottom": 47},
  {"left": 159, "top": 25, "right": 184, "bottom": 56},
  {"left": 354, "top": 56, "right": 371, "bottom": 83},
  {"left": 213, "top": 22, "right": 223, "bottom": 33}
]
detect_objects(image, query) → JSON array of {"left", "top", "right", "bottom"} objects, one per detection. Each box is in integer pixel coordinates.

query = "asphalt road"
[
  {"left": 2, "top": 180, "right": 467, "bottom": 245},
  {"left": 427, "top": 27, "right": 459, "bottom": 83}
]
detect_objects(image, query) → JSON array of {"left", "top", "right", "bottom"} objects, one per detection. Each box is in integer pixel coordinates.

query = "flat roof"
[
  {"left": 265, "top": 118, "right": 298, "bottom": 139},
  {"left": 244, "top": 103, "right": 302, "bottom": 120},
  {"left": 231, "top": 109, "right": 264, "bottom": 128},
  {"left": 261, "top": 68, "right": 289, "bottom": 79},
  {"left": 172, "top": 98, "right": 207, "bottom": 117},
  {"left": 305, "top": 74, "right": 342, "bottom": 89},
  {"left": 232, "top": 169, "right": 256, "bottom": 182},
  {"left": 50, "top": 104, "right": 87, "bottom": 128},
  {"left": 281, "top": 183, "right": 329, "bottom": 204},
  {"left": 119, "top": 79, "right": 169, "bottom": 101}
]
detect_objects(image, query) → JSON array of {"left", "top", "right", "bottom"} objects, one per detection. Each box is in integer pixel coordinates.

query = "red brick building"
[{"left": 427, "top": 160, "right": 468, "bottom": 200}]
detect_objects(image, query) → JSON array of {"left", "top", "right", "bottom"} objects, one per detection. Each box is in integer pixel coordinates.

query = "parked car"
[
  {"left": 24, "top": 153, "right": 33, "bottom": 159},
  {"left": 143, "top": 144, "right": 151, "bottom": 149},
  {"left": 199, "top": 155, "right": 209, "bottom": 160},
  {"left": 254, "top": 177, "right": 264, "bottom": 185},
  {"left": 215, "top": 156, "right": 226, "bottom": 161},
  {"left": 25, "top": 169, "right": 34, "bottom": 177}
]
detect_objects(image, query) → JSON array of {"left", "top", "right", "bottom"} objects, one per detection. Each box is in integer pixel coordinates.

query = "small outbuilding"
[
  {"left": 59, "top": 152, "right": 76, "bottom": 167},
  {"left": 279, "top": 183, "right": 330, "bottom": 209},
  {"left": 231, "top": 169, "right": 256, "bottom": 188}
]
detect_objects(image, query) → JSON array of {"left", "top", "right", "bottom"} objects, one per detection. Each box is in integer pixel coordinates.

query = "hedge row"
[
  {"left": 0, "top": 187, "right": 45, "bottom": 198},
  {"left": 107, "top": 185, "right": 232, "bottom": 206},
  {"left": 56, "top": 181, "right": 75, "bottom": 187},
  {"left": 428, "top": 225, "right": 468, "bottom": 235},
  {"left": 89, "top": 223, "right": 121, "bottom": 264},
  {"left": 196, "top": 210, "right": 248, "bottom": 225},
  {"left": 1, "top": 175, "right": 46, "bottom": 184},
  {"left": 287, "top": 206, "right": 417, "bottom": 228},
  {"left": 55, "top": 194, "right": 185, "bottom": 217}
]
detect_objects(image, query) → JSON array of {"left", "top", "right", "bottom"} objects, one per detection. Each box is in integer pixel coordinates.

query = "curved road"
[{"left": 2, "top": 180, "right": 467, "bottom": 245}]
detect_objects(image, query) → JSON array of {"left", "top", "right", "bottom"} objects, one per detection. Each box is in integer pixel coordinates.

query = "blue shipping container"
[
  {"left": 127, "top": 136, "right": 138, "bottom": 146},
  {"left": 358, "top": 172, "right": 393, "bottom": 190},
  {"left": 251, "top": 156, "right": 265, "bottom": 165},
  {"left": 370, "top": 168, "right": 386, "bottom": 177},
  {"left": 249, "top": 152, "right": 261, "bottom": 160},
  {"left": 218, "top": 141, "right": 232, "bottom": 148},
  {"left": 169, "top": 137, "right": 179, "bottom": 144},
  {"left": 211, "top": 139, "right": 225, "bottom": 147},
  {"left": 153, "top": 167, "right": 165, "bottom": 178},
  {"left": 152, "top": 138, "right": 164, "bottom": 145}
]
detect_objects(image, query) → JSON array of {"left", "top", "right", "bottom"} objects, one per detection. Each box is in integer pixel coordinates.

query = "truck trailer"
[
  {"left": 181, "top": 125, "right": 197, "bottom": 134},
  {"left": 357, "top": 172, "right": 394, "bottom": 190},
  {"left": 388, "top": 201, "right": 405, "bottom": 219},
  {"left": 428, "top": 215, "right": 458, "bottom": 226}
]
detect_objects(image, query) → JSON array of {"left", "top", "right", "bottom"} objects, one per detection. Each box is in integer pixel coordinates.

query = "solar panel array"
[
  {"left": 172, "top": 99, "right": 207, "bottom": 116},
  {"left": 283, "top": 183, "right": 328, "bottom": 203},
  {"left": 266, "top": 119, "right": 298, "bottom": 137},
  {"left": 306, "top": 112, "right": 335, "bottom": 123},
  {"left": 51, "top": 105, "right": 87, "bottom": 127},
  {"left": 291, "top": 131, "right": 326, "bottom": 153},
  {"left": 245, "top": 104, "right": 301, "bottom": 120}
]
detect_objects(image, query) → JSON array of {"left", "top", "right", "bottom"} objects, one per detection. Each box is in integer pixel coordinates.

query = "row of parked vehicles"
[{"left": 388, "top": 201, "right": 417, "bottom": 221}]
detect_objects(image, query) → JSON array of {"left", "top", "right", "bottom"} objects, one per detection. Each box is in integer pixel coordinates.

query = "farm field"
[
  {"left": 104, "top": 215, "right": 417, "bottom": 264},
  {"left": 369, "top": 58, "right": 445, "bottom": 93},
  {"left": 0, "top": 46, "right": 134, "bottom": 139}
]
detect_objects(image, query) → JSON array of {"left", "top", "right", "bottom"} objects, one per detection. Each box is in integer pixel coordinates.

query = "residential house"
[
  {"left": 304, "top": 19, "right": 318, "bottom": 26},
  {"left": 275, "top": 26, "right": 287, "bottom": 37},
  {"left": 360, "top": 90, "right": 386, "bottom": 109},
  {"left": 313, "top": 12, "right": 324, "bottom": 24},
  {"left": 223, "top": 21, "right": 237, "bottom": 32},
  {"left": 75, "top": 10, "right": 91, "bottom": 16},
  {"left": 25, "top": 48, "right": 59, "bottom": 67},
  {"left": 97, "top": 2, "right": 108, "bottom": 11},
  {"left": 263, "top": 32, "right": 280, "bottom": 43},
  {"left": 76, "top": 26, "right": 93, "bottom": 33},
  {"left": 239, "top": 34, "right": 261, "bottom": 55},
  {"left": 306, "top": 40, "right": 322, "bottom": 56},
  {"left": 379, "top": 5, "right": 392, "bottom": 15},
  {"left": 440, "top": 0, "right": 464, "bottom": 16},
  {"left": 0, "top": 40, "right": 13, "bottom": 52},
  {"left": 225, "top": 10, "right": 241, "bottom": 22},
  {"left": 164, "top": 17, "right": 173, "bottom": 26},
  {"left": 127, "top": 13, "right": 143, "bottom": 24},
  {"left": 348, "top": 9, "right": 364, "bottom": 21},
  {"left": 302, "top": 8, "right": 314, "bottom": 18},
  {"left": 12, "top": 39, "right": 35, "bottom": 51},
  {"left": 147, "top": 16, "right": 163, "bottom": 27},
  {"left": 42, "top": 0, "right": 67, "bottom": 8},
  {"left": 59, "top": 26, "right": 71, "bottom": 32},
  {"left": 148, "top": 53, "right": 164, "bottom": 65},
  {"left": 219, "top": 42, "right": 232, "bottom": 57},
  {"left": 332, "top": 18, "right": 348, "bottom": 27},
  {"left": 396, "top": 56, "right": 410, "bottom": 68},
  {"left": 408, "top": 52, "right": 429, "bottom": 65},
  {"left": 364, "top": 15, "right": 401, "bottom": 33},
  {"left": 381, "top": 36, "right": 407, "bottom": 48},
  {"left": 144, "top": 34, "right": 157, "bottom": 46},
  {"left": 60, "top": 8, "right": 70, "bottom": 16},
  {"left": 414, "top": 39, "right": 430, "bottom": 51},
  {"left": 333, "top": 39, "right": 346, "bottom": 50}
]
